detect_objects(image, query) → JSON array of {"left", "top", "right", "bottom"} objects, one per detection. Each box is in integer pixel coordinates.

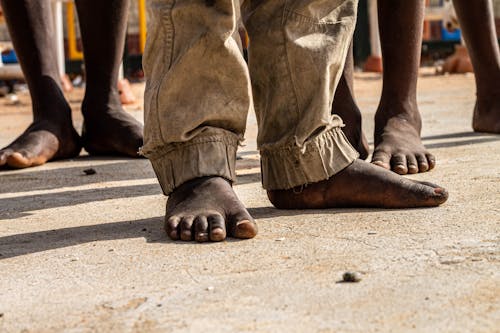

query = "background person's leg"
[
  {"left": 75, "top": 0, "right": 143, "bottom": 157},
  {"left": 453, "top": 0, "right": 500, "bottom": 133},
  {"left": 0, "top": 0, "right": 80, "bottom": 168},
  {"left": 332, "top": 43, "right": 370, "bottom": 160},
  {"left": 371, "top": 0, "right": 435, "bottom": 175}
]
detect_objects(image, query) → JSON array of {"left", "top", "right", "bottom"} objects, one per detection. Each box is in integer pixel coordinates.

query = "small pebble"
[
  {"left": 83, "top": 168, "right": 97, "bottom": 175},
  {"left": 275, "top": 237, "right": 285, "bottom": 242},
  {"left": 206, "top": 286, "right": 215, "bottom": 291},
  {"left": 342, "top": 271, "right": 362, "bottom": 283}
]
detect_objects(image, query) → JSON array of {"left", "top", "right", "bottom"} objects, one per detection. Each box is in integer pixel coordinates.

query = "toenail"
[
  {"left": 434, "top": 188, "right": 443, "bottom": 194},
  {"left": 212, "top": 227, "right": 224, "bottom": 234}
]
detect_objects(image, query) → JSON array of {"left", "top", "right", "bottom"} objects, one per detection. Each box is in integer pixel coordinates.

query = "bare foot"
[
  {"left": 267, "top": 159, "right": 448, "bottom": 209},
  {"left": 472, "top": 93, "right": 500, "bottom": 133},
  {"left": 0, "top": 120, "right": 81, "bottom": 169},
  {"left": 118, "top": 78, "right": 136, "bottom": 105},
  {"left": 442, "top": 45, "right": 474, "bottom": 74},
  {"left": 165, "top": 177, "right": 257, "bottom": 242},
  {"left": 82, "top": 103, "right": 144, "bottom": 157},
  {"left": 372, "top": 104, "right": 435, "bottom": 175}
]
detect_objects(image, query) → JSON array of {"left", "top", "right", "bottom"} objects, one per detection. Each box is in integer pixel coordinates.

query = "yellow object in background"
[
  {"left": 138, "top": 0, "right": 147, "bottom": 54},
  {"left": 66, "top": 2, "right": 83, "bottom": 61}
]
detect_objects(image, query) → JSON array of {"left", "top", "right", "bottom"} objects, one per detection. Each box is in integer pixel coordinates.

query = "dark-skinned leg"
[
  {"left": 332, "top": 43, "right": 370, "bottom": 159},
  {"left": 243, "top": 0, "right": 448, "bottom": 210},
  {"left": 0, "top": 0, "right": 81, "bottom": 169},
  {"left": 75, "top": 0, "right": 143, "bottom": 157},
  {"left": 372, "top": 0, "right": 436, "bottom": 175},
  {"left": 453, "top": 0, "right": 500, "bottom": 133}
]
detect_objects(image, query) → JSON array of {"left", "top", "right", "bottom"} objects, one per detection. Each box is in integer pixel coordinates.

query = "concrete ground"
[{"left": 0, "top": 70, "right": 499, "bottom": 332}]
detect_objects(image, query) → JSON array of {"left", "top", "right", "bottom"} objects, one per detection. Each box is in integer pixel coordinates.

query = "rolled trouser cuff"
[
  {"left": 142, "top": 132, "right": 239, "bottom": 196},
  {"left": 260, "top": 127, "right": 358, "bottom": 191}
]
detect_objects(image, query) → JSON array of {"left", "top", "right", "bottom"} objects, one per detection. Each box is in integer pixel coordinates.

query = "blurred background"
[{"left": 0, "top": 0, "right": 499, "bottom": 95}]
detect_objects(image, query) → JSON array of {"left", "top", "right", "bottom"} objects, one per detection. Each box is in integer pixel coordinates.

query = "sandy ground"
[{"left": 0, "top": 70, "right": 499, "bottom": 332}]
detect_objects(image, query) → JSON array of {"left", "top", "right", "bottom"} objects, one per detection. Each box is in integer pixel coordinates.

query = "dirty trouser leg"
[
  {"left": 141, "top": 0, "right": 251, "bottom": 195},
  {"left": 244, "top": 0, "right": 359, "bottom": 190}
]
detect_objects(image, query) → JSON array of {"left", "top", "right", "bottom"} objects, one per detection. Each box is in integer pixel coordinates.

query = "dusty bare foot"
[
  {"left": 118, "top": 78, "right": 136, "bottom": 105},
  {"left": 372, "top": 103, "right": 435, "bottom": 175},
  {"left": 442, "top": 45, "right": 474, "bottom": 74},
  {"left": 165, "top": 176, "right": 257, "bottom": 242},
  {"left": 472, "top": 93, "right": 500, "bottom": 133},
  {"left": 81, "top": 100, "right": 144, "bottom": 157},
  {"left": 267, "top": 159, "right": 448, "bottom": 209},
  {"left": 0, "top": 120, "right": 81, "bottom": 169},
  {"left": 60, "top": 74, "right": 73, "bottom": 93}
]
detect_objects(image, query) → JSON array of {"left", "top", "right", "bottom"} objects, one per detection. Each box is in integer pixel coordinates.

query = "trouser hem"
[
  {"left": 143, "top": 133, "right": 239, "bottom": 195},
  {"left": 260, "top": 127, "right": 358, "bottom": 190}
]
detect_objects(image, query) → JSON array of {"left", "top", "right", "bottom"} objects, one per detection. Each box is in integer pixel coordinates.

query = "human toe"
[
  {"left": 6, "top": 151, "right": 32, "bottom": 168},
  {"left": 414, "top": 181, "right": 449, "bottom": 205},
  {"left": 208, "top": 214, "right": 226, "bottom": 242},
  {"left": 179, "top": 216, "right": 195, "bottom": 241},
  {"left": 426, "top": 153, "right": 436, "bottom": 170},
  {"left": 371, "top": 151, "right": 391, "bottom": 170},
  {"left": 406, "top": 155, "right": 419, "bottom": 174},
  {"left": 416, "top": 153, "right": 429, "bottom": 172},
  {"left": 165, "top": 216, "right": 181, "bottom": 240},
  {"left": 0, "top": 149, "right": 11, "bottom": 166},
  {"left": 230, "top": 212, "right": 257, "bottom": 239},
  {"left": 391, "top": 154, "right": 408, "bottom": 175},
  {"left": 194, "top": 215, "right": 210, "bottom": 242}
]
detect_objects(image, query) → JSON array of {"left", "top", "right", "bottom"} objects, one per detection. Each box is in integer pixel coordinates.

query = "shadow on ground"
[
  {"left": 0, "top": 155, "right": 261, "bottom": 219},
  {"left": 0, "top": 204, "right": 406, "bottom": 260},
  {"left": 0, "top": 216, "right": 165, "bottom": 259},
  {"left": 0, "top": 158, "right": 155, "bottom": 194},
  {"left": 366, "top": 131, "right": 499, "bottom": 147}
]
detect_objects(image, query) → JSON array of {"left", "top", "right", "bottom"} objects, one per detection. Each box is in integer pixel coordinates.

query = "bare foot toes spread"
[
  {"left": 472, "top": 95, "right": 500, "bottom": 134},
  {"left": 82, "top": 109, "right": 144, "bottom": 157},
  {"left": 268, "top": 159, "right": 448, "bottom": 209},
  {"left": 372, "top": 115, "right": 435, "bottom": 175},
  {"left": 165, "top": 176, "right": 257, "bottom": 242},
  {"left": 0, "top": 121, "right": 81, "bottom": 169}
]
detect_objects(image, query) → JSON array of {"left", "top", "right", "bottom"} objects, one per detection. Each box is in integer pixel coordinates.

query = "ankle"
[
  {"left": 81, "top": 92, "right": 122, "bottom": 120},
  {"left": 32, "top": 102, "right": 73, "bottom": 125},
  {"left": 476, "top": 87, "right": 500, "bottom": 102},
  {"left": 375, "top": 98, "right": 421, "bottom": 124}
]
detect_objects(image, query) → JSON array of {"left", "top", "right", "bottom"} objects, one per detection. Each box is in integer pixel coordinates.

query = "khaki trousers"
[{"left": 142, "top": 0, "right": 359, "bottom": 195}]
